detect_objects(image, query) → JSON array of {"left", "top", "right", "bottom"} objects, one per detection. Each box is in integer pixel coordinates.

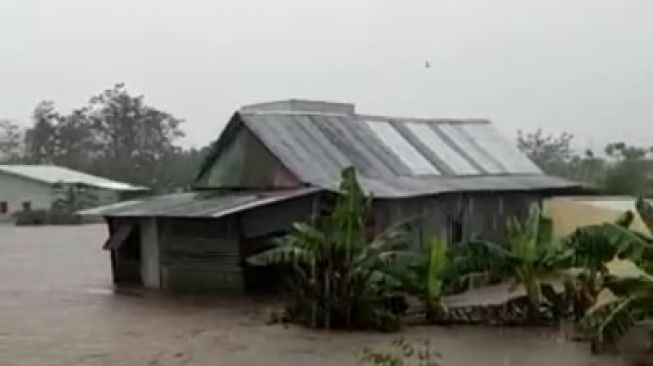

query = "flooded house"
[
  {"left": 0, "top": 164, "right": 146, "bottom": 221},
  {"left": 84, "top": 100, "right": 583, "bottom": 293}
]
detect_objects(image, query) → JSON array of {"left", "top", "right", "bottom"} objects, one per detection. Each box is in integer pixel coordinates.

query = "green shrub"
[
  {"left": 359, "top": 338, "right": 442, "bottom": 366},
  {"left": 14, "top": 210, "right": 82, "bottom": 226}
]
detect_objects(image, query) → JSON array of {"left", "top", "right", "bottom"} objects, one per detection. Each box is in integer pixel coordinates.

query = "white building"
[{"left": 0, "top": 165, "right": 146, "bottom": 218}]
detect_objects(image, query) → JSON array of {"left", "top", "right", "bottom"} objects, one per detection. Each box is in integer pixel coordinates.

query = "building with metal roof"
[
  {"left": 87, "top": 100, "right": 584, "bottom": 293},
  {"left": 0, "top": 164, "right": 147, "bottom": 220},
  {"left": 0, "top": 165, "right": 146, "bottom": 191}
]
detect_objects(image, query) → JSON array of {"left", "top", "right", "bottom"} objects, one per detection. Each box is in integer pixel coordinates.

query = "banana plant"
[
  {"left": 424, "top": 236, "right": 449, "bottom": 317},
  {"left": 395, "top": 235, "right": 450, "bottom": 320},
  {"left": 248, "top": 167, "right": 408, "bottom": 330},
  {"left": 636, "top": 197, "right": 653, "bottom": 234},
  {"left": 563, "top": 210, "right": 653, "bottom": 319},
  {"left": 582, "top": 257, "right": 653, "bottom": 352}
]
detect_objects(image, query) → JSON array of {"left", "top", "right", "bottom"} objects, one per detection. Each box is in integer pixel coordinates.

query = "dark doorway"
[
  {"left": 108, "top": 220, "right": 142, "bottom": 286},
  {"left": 240, "top": 232, "right": 287, "bottom": 294}
]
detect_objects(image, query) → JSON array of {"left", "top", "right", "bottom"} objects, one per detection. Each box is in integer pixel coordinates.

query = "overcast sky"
[{"left": 2, "top": 0, "right": 652, "bottom": 150}]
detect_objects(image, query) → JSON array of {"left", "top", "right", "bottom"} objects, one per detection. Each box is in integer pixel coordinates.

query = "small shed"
[{"left": 85, "top": 99, "right": 584, "bottom": 293}]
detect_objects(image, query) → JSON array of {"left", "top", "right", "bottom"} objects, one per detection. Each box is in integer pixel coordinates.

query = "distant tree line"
[
  {"left": 517, "top": 129, "right": 653, "bottom": 196},
  {"left": 0, "top": 84, "right": 209, "bottom": 192}
]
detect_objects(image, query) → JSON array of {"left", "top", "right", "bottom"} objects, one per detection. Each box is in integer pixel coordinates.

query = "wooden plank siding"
[
  {"left": 373, "top": 192, "right": 542, "bottom": 248},
  {"left": 158, "top": 217, "right": 244, "bottom": 292}
]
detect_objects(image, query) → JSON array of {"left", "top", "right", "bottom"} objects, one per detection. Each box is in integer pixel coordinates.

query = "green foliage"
[
  {"left": 19, "top": 84, "right": 207, "bottom": 192},
  {"left": 603, "top": 153, "right": 653, "bottom": 196},
  {"left": 517, "top": 129, "right": 576, "bottom": 178},
  {"left": 560, "top": 212, "right": 653, "bottom": 323},
  {"left": 395, "top": 236, "right": 450, "bottom": 319},
  {"left": 516, "top": 129, "right": 607, "bottom": 185},
  {"left": 582, "top": 258, "right": 653, "bottom": 352},
  {"left": 446, "top": 240, "right": 510, "bottom": 290},
  {"left": 517, "top": 129, "right": 653, "bottom": 196},
  {"left": 359, "top": 338, "right": 442, "bottom": 366},
  {"left": 0, "top": 119, "right": 23, "bottom": 163},
  {"left": 14, "top": 209, "right": 81, "bottom": 226},
  {"left": 449, "top": 205, "right": 568, "bottom": 307},
  {"left": 564, "top": 217, "right": 653, "bottom": 286},
  {"left": 636, "top": 198, "right": 653, "bottom": 234},
  {"left": 424, "top": 237, "right": 448, "bottom": 314},
  {"left": 248, "top": 167, "right": 407, "bottom": 330},
  {"left": 51, "top": 182, "right": 99, "bottom": 213}
]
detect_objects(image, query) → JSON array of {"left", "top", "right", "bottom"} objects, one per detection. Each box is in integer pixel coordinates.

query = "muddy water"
[{"left": 0, "top": 225, "right": 623, "bottom": 366}]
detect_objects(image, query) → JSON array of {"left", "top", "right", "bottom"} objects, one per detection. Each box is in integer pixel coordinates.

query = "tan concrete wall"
[{"left": 543, "top": 196, "right": 651, "bottom": 238}]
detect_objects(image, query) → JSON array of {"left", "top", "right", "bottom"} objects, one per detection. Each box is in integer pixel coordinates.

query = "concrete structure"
[
  {"left": 543, "top": 196, "right": 652, "bottom": 237},
  {"left": 85, "top": 100, "right": 584, "bottom": 293},
  {"left": 0, "top": 165, "right": 146, "bottom": 220}
]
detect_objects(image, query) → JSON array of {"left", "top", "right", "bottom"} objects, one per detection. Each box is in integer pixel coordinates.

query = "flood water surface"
[{"left": 0, "top": 225, "right": 624, "bottom": 366}]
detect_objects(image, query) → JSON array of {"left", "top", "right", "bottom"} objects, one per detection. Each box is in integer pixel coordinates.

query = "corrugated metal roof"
[
  {"left": 0, "top": 165, "right": 146, "bottom": 191},
  {"left": 238, "top": 111, "right": 580, "bottom": 197},
  {"left": 79, "top": 187, "right": 322, "bottom": 218}
]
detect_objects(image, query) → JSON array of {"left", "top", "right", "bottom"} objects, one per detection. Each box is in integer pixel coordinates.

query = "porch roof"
[{"left": 79, "top": 187, "right": 322, "bottom": 218}]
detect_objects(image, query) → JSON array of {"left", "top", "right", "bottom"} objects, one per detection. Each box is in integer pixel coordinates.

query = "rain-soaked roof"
[
  {"left": 80, "top": 187, "right": 322, "bottom": 218},
  {"left": 235, "top": 103, "right": 580, "bottom": 197},
  {"left": 0, "top": 165, "right": 146, "bottom": 191},
  {"left": 87, "top": 100, "right": 582, "bottom": 219}
]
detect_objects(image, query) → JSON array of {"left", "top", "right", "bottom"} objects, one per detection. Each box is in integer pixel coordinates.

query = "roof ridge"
[{"left": 238, "top": 110, "right": 491, "bottom": 123}]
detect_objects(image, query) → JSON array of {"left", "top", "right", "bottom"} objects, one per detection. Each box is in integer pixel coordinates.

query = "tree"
[
  {"left": 22, "top": 84, "right": 195, "bottom": 192},
  {"left": 0, "top": 119, "right": 23, "bottom": 163},
  {"left": 51, "top": 182, "right": 99, "bottom": 213},
  {"left": 516, "top": 130, "right": 653, "bottom": 196},
  {"left": 23, "top": 101, "right": 60, "bottom": 164},
  {"left": 150, "top": 146, "right": 211, "bottom": 191},
  {"left": 50, "top": 108, "right": 97, "bottom": 171},
  {"left": 603, "top": 142, "right": 653, "bottom": 196},
  {"left": 23, "top": 102, "right": 97, "bottom": 170},
  {"left": 517, "top": 129, "right": 575, "bottom": 177},
  {"left": 85, "top": 83, "right": 185, "bottom": 188}
]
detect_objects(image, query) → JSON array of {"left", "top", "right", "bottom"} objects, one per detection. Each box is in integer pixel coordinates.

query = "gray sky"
[{"left": 2, "top": 0, "right": 652, "bottom": 150}]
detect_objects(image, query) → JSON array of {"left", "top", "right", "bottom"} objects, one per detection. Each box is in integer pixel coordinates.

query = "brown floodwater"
[{"left": 0, "top": 224, "right": 627, "bottom": 366}]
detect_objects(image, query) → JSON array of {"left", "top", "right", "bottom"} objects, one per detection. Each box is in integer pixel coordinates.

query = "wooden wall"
[
  {"left": 373, "top": 192, "right": 542, "bottom": 247},
  {"left": 158, "top": 217, "right": 244, "bottom": 293}
]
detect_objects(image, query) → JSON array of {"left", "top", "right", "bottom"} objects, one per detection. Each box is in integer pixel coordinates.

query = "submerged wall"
[
  {"left": 158, "top": 217, "right": 244, "bottom": 293},
  {"left": 107, "top": 191, "right": 545, "bottom": 293},
  {"left": 373, "top": 192, "right": 542, "bottom": 247},
  {"left": 140, "top": 218, "right": 160, "bottom": 288}
]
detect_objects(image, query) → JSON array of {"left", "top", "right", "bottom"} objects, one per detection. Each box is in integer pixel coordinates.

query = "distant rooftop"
[{"left": 0, "top": 165, "right": 147, "bottom": 191}]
